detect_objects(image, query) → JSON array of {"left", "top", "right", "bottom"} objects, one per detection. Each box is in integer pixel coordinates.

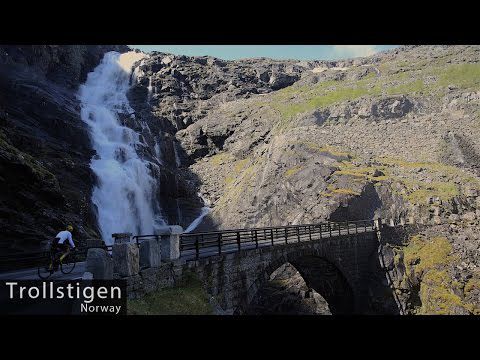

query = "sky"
[{"left": 129, "top": 45, "right": 399, "bottom": 61}]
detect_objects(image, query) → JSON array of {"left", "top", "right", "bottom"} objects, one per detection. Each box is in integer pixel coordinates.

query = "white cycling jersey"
[{"left": 55, "top": 230, "right": 75, "bottom": 248}]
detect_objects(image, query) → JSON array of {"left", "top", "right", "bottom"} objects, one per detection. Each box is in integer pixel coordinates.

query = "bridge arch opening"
[
  {"left": 244, "top": 255, "right": 355, "bottom": 315},
  {"left": 245, "top": 262, "right": 333, "bottom": 315}
]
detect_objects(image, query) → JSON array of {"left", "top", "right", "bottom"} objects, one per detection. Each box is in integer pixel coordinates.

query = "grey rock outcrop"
[{"left": 0, "top": 45, "right": 128, "bottom": 254}]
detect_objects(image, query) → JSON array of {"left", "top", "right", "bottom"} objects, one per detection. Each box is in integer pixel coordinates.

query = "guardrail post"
[
  {"left": 139, "top": 235, "right": 162, "bottom": 269},
  {"left": 308, "top": 225, "right": 312, "bottom": 241},
  {"left": 112, "top": 233, "right": 139, "bottom": 277},
  {"left": 86, "top": 247, "right": 113, "bottom": 279},
  {"left": 347, "top": 221, "right": 350, "bottom": 235},
  {"left": 254, "top": 230, "right": 258, "bottom": 248},
  {"left": 329, "top": 222, "right": 332, "bottom": 237},
  {"left": 297, "top": 227, "right": 300, "bottom": 242},
  {"left": 218, "top": 233, "right": 222, "bottom": 255},
  {"left": 195, "top": 236, "right": 200, "bottom": 260},
  {"left": 237, "top": 232, "right": 241, "bottom": 251},
  {"left": 270, "top": 229, "right": 274, "bottom": 246},
  {"left": 319, "top": 225, "right": 322, "bottom": 240},
  {"left": 285, "top": 228, "right": 288, "bottom": 244},
  {"left": 156, "top": 226, "right": 183, "bottom": 261},
  {"left": 338, "top": 223, "right": 341, "bottom": 236}
]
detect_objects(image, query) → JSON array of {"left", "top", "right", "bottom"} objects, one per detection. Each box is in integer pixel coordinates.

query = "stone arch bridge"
[{"left": 85, "top": 219, "right": 404, "bottom": 314}]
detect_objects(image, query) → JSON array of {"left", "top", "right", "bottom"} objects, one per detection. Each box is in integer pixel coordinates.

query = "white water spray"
[
  {"left": 78, "top": 51, "right": 165, "bottom": 244},
  {"left": 147, "top": 76, "right": 153, "bottom": 102},
  {"left": 184, "top": 207, "right": 211, "bottom": 233},
  {"left": 184, "top": 193, "right": 212, "bottom": 233},
  {"left": 173, "top": 142, "right": 182, "bottom": 168}
]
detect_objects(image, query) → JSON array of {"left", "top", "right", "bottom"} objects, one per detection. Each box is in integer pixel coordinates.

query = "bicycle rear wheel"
[
  {"left": 60, "top": 254, "right": 76, "bottom": 274},
  {"left": 38, "top": 253, "right": 53, "bottom": 279}
]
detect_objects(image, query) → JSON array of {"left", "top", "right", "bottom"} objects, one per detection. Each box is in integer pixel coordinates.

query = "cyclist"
[{"left": 49, "top": 225, "right": 76, "bottom": 271}]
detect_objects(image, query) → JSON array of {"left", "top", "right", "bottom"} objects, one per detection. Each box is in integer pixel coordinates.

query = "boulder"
[{"left": 462, "top": 212, "right": 476, "bottom": 222}]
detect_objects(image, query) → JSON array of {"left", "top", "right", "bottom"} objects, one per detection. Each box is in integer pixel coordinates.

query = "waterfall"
[
  {"left": 184, "top": 193, "right": 212, "bottom": 233},
  {"left": 78, "top": 51, "right": 165, "bottom": 244},
  {"left": 184, "top": 207, "right": 211, "bottom": 233},
  {"left": 173, "top": 141, "right": 182, "bottom": 168},
  {"left": 147, "top": 76, "right": 153, "bottom": 102}
]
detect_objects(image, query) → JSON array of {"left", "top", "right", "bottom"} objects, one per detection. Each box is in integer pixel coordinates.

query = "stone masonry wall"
[{"left": 185, "top": 231, "right": 378, "bottom": 313}]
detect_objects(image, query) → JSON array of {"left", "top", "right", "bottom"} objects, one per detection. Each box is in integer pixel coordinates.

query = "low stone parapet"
[
  {"left": 85, "top": 248, "right": 113, "bottom": 279},
  {"left": 113, "top": 241, "right": 139, "bottom": 277},
  {"left": 139, "top": 238, "right": 161, "bottom": 269},
  {"left": 157, "top": 225, "right": 183, "bottom": 261}
]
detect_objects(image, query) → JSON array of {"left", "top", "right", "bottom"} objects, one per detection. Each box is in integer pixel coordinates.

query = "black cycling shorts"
[{"left": 51, "top": 238, "right": 69, "bottom": 253}]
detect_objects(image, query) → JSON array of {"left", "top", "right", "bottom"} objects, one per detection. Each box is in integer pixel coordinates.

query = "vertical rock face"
[
  {"left": 378, "top": 225, "right": 480, "bottom": 315},
  {"left": 124, "top": 53, "right": 318, "bottom": 229},
  {"left": 0, "top": 45, "right": 129, "bottom": 253}
]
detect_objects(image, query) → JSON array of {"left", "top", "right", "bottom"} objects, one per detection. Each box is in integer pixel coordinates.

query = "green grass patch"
[
  {"left": 233, "top": 158, "right": 249, "bottom": 173},
  {"left": 325, "top": 184, "right": 360, "bottom": 196},
  {"left": 437, "top": 63, "right": 480, "bottom": 89},
  {"left": 209, "top": 152, "right": 234, "bottom": 166},
  {"left": 256, "top": 60, "right": 480, "bottom": 135},
  {"left": 302, "top": 142, "right": 353, "bottom": 158},
  {"left": 376, "top": 157, "right": 479, "bottom": 203},
  {"left": 272, "top": 83, "right": 381, "bottom": 121},
  {"left": 404, "top": 181, "right": 459, "bottom": 203},
  {"left": 386, "top": 79, "right": 426, "bottom": 95},
  {"left": 401, "top": 235, "right": 475, "bottom": 315},
  {"left": 216, "top": 157, "right": 260, "bottom": 209},
  {"left": 334, "top": 161, "right": 389, "bottom": 182},
  {"left": 127, "top": 272, "right": 213, "bottom": 315},
  {"left": 403, "top": 235, "right": 453, "bottom": 276},
  {"left": 419, "top": 269, "right": 473, "bottom": 315},
  {"left": 285, "top": 165, "right": 303, "bottom": 177},
  {"left": 331, "top": 188, "right": 360, "bottom": 196}
]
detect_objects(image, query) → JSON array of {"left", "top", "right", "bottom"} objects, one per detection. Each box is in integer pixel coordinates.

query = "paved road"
[{"left": 0, "top": 262, "right": 86, "bottom": 281}]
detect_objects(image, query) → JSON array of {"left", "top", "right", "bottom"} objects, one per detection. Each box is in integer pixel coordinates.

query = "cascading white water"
[
  {"left": 173, "top": 142, "right": 182, "bottom": 168},
  {"left": 184, "top": 207, "right": 211, "bottom": 233},
  {"left": 78, "top": 51, "right": 165, "bottom": 244},
  {"left": 147, "top": 76, "right": 153, "bottom": 102},
  {"left": 184, "top": 193, "right": 211, "bottom": 233}
]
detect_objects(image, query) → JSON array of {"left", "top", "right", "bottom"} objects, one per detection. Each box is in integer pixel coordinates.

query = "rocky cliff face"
[
  {"left": 125, "top": 52, "right": 324, "bottom": 227},
  {"left": 0, "top": 45, "right": 128, "bottom": 253},
  {"left": 1, "top": 45, "right": 479, "bottom": 313},
  {"left": 128, "top": 45, "right": 480, "bottom": 314}
]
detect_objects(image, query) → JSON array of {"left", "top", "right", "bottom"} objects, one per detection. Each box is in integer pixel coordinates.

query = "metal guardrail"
[
  {"left": 0, "top": 220, "right": 376, "bottom": 270},
  {"left": 0, "top": 244, "right": 112, "bottom": 272},
  {"left": 131, "top": 235, "right": 161, "bottom": 245},
  {"left": 179, "top": 220, "right": 375, "bottom": 260}
]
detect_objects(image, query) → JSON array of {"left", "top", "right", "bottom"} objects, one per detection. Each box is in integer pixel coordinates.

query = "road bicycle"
[{"left": 37, "top": 248, "right": 77, "bottom": 279}]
